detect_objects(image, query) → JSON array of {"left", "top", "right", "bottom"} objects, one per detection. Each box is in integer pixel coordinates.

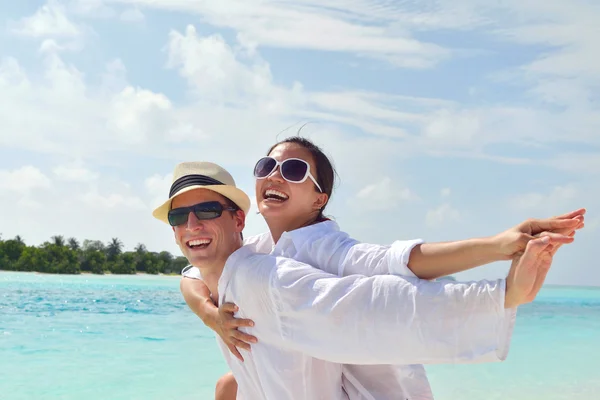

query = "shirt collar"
[{"left": 274, "top": 220, "right": 339, "bottom": 254}]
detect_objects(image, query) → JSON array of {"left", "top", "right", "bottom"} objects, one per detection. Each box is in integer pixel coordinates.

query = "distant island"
[{"left": 0, "top": 234, "right": 188, "bottom": 275}]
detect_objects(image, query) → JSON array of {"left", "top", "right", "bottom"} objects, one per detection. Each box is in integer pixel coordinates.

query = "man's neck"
[{"left": 196, "top": 242, "right": 243, "bottom": 302}]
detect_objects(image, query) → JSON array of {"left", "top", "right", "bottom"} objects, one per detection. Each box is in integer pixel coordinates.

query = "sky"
[{"left": 0, "top": 0, "right": 599, "bottom": 285}]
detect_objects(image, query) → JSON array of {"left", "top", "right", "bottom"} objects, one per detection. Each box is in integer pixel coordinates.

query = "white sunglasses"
[{"left": 253, "top": 156, "right": 323, "bottom": 192}]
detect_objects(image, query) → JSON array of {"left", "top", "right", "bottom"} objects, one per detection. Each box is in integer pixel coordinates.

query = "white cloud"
[
  {"left": 107, "top": 86, "right": 174, "bottom": 144},
  {"left": 68, "top": 0, "right": 116, "bottom": 17},
  {"left": 545, "top": 153, "right": 600, "bottom": 175},
  {"left": 441, "top": 188, "right": 451, "bottom": 198},
  {"left": 79, "top": 188, "right": 147, "bottom": 209},
  {"left": 352, "top": 177, "right": 418, "bottom": 210},
  {"left": 9, "top": 1, "right": 82, "bottom": 38},
  {"left": 0, "top": 48, "right": 205, "bottom": 159},
  {"left": 165, "top": 25, "right": 304, "bottom": 110},
  {"left": 422, "top": 109, "right": 484, "bottom": 150},
  {"left": 145, "top": 173, "right": 172, "bottom": 210},
  {"left": 112, "top": 0, "right": 451, "bottom": 68},
  {"left": 0, "top": 166, "right": 51, "bottom": 194},
  {"left": 425, "top": 203, "right": 461, "bottom": 227},
  {"left": 0, "top": 57, "right": 30, "bottom": 88},
  {"left": 120, "top": 8, "right": 145, "bottom": 23},
  {"left": 53, "top": 164, "right": 99, "bottom": 182},
  {"left": 101, "top": 1, "right": 600, "bottom": 158},
  {"left": 3, "top": 16, "right": 596, "bottom": 177},
  {"left": 508, "top": 184, "right": 579, "bottom": 212}
]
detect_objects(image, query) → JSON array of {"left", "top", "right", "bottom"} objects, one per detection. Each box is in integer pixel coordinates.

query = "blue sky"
[{"left": 1, "top": 0, "right": 598, "bottom": 285}]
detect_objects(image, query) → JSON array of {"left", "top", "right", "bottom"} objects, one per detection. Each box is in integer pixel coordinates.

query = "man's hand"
[
  {"left": 493, "top": 208, "right": 585, "bottom": 260},
  {"left": 504, "top": 232, "right": 575, "bottom": 308},
  {"left": 216, "top": 302, "right": 258, "bottom": 362}
]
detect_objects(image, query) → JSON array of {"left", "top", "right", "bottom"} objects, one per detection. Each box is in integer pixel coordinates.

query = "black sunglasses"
[{"left": 168, "top": 201, "right": 238, "bottom": 226}]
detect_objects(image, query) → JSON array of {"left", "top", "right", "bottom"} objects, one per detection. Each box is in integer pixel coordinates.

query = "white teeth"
[
  {"left": 265, "top": 189, "right": 288, "bottom": 199},
  {"left": 188, "top": 239, "right": 211, "bottom": 246}
]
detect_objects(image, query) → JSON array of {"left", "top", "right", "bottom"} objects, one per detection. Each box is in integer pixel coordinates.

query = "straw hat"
[{"left": 152, "top": 161, "right": 250, "bottom": 224}]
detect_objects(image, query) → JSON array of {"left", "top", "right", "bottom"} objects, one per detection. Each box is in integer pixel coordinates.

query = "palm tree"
[
  {"left": 106, "top": 238, "right": 123, "bottom": 261},
  {"left": 135, "top": 243, "right": 147, "bottom": 254},
  {"left": 51, "top": 235, "right": 65, "bottom": 247},
  {"left": 82, "top": 239, "right": 105, "bottom": 252},
  {"left": 68, "top": 238, "right": 80, "bottom": 251},
  {"left": 14, "top": 235, "right": 24, "bottom": 245}
]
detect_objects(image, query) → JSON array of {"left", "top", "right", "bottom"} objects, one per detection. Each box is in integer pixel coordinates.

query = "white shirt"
[
  {"left": 184, "top": 223, "right": 516, "bottom": 399},
  {"left": 263, "top": 221, "right": 434, "bottom": 399}
]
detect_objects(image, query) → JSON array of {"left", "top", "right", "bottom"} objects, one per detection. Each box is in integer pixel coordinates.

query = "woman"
[{"left": 180, "top": 136, "right": 584, "bottom": 399}]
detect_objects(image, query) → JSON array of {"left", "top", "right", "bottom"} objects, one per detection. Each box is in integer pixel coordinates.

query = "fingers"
[
  {"left": 548, "top": 224, "right": 581, "bottom": 237},
  {"left": 231, "top": 337, "right": 252, "bottom": 352},
  {"left": 231, "top": 329, "right": 258, "bottom": 344},
  {"left": 520, "top": 236, "right": 551, "bottom": 266},
  {"left": 527, "top": 208, "right": 586, "bottom": 235},
  {"left": 536, "top": 231, "right": 575, "bottom": 244},
  {"left": 553, "top": 208, "right": 586, "bottom": 220},
  {"left": 535, "top": 232, "right": 574, "bottom": 256},
  {"left": 527, "top": 253, "right": 552, "bottom": 303},
  {"left": 218, "top": 302, "right": 255, "bottom": 328},
  {"left": 529, "top": 217, "right": 581, "bottom": 234},
  {"left": 519, "top": 234, "right": 569, "bottom": 272},
  {"left": 223, "top": 317, "right": 255, "bottom": 329},
  {"left": 228, "top": 343, "right": 244, "bottom": 362},
  {"left": 549, "top": 229, "right": 577, "bottom": 256},
  {"left": 219, "top": 302, "right": 239, "bottom": 313}
]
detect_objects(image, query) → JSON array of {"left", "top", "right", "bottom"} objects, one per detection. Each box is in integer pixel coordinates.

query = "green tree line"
[{"left": 0, "top": 234, "right": 189, "bottom": 275}]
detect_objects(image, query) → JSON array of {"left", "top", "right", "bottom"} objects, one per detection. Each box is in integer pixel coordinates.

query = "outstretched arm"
[
  {"left": 228, "top": 233, "right": 574, "bottom": 366},
  {"left": 407, "top": 208, "right": 585, "bottom": 280},
  {"left": 304, "top": 209, "right": 584, "bottom": 281}
]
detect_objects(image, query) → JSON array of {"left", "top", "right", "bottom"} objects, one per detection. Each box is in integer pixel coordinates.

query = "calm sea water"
[{"left": 1, "top": 271, "right": 599, "bottom": 400}]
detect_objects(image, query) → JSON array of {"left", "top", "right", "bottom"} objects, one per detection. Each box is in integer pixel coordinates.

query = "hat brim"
[{"left": 152, "top": 184, "right": 251, "bottom": 225}]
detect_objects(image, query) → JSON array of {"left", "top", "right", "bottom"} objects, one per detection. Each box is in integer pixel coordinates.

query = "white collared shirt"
[
  {"left": 269, "top": 221, "right": 434, "bottom": 399},
  {"left": 237, "top": 222, "right": 434, "bottom": 398},
  {"left": 184, "top": 223, "right": 516, "bottom": 399}
]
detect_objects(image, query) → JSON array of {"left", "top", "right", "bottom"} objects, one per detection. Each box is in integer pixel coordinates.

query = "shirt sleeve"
[
  {"left": 339, "top": 239, "right": 424, "bottom": 277},
  {"left": 248, "top": 253, "right": 516, "bottom": 366},
  {"left": 181, "top": 264, "right": 202, "bottom": 280},
  {"left": 298, "top": 230, "right": 424, "bottom": 278}
]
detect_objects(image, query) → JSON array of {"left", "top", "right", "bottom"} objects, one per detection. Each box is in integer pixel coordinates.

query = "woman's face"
[{"left": 255, "top": 142, "right": 326, "bottom": 226}]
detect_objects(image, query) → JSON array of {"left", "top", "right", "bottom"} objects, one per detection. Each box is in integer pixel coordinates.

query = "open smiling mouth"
[
  {"left": 263, "top": 189, "right": 289, "bottom": 202},
  {"left": 186, "top": 239, "right": 211, "bottom": 250}
]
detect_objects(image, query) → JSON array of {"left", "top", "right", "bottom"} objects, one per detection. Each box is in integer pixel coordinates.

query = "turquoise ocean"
[{"left": 1, "top": 271, "right": 599, "bottom": 400}]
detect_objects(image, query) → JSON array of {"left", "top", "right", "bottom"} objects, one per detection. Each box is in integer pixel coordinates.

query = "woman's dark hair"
[{"left": 266, "top": 136, "right": 337, "bottom": 221}]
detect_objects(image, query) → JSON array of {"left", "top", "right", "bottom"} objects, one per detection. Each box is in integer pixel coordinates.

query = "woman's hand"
[
  {"left": 215, "top": 302, "right": 257, "bottom": 362},
  {"left": 493, "top": 208, "right": 585, "bottom": 260},
  {"left": 504, "top": 231, "right": 575, "bottom": 308}
]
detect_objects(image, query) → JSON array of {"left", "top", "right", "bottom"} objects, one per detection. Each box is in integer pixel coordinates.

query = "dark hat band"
[{"left": 169, "top": 174, "right": 224, "bottom": 198}]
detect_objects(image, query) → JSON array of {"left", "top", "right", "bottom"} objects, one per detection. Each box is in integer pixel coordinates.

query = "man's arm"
[
  {"left": 180, "top": 275, "right": 219, "bottom": 327},
  {"left": 180, "top": 269, "right": 256, "bottom": 361},
  {"left": 230, "top": 234, "right": 572, "bottom": 366}
]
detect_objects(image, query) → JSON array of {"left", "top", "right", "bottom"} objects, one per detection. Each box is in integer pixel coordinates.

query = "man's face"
[{"left": 171, "top": 188, "right": 245, "bottom": 269}]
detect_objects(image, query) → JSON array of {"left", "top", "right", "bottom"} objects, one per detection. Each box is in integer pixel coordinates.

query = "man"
[{"left": 153, "top": 161, "right": 579, "bottom": 399}]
